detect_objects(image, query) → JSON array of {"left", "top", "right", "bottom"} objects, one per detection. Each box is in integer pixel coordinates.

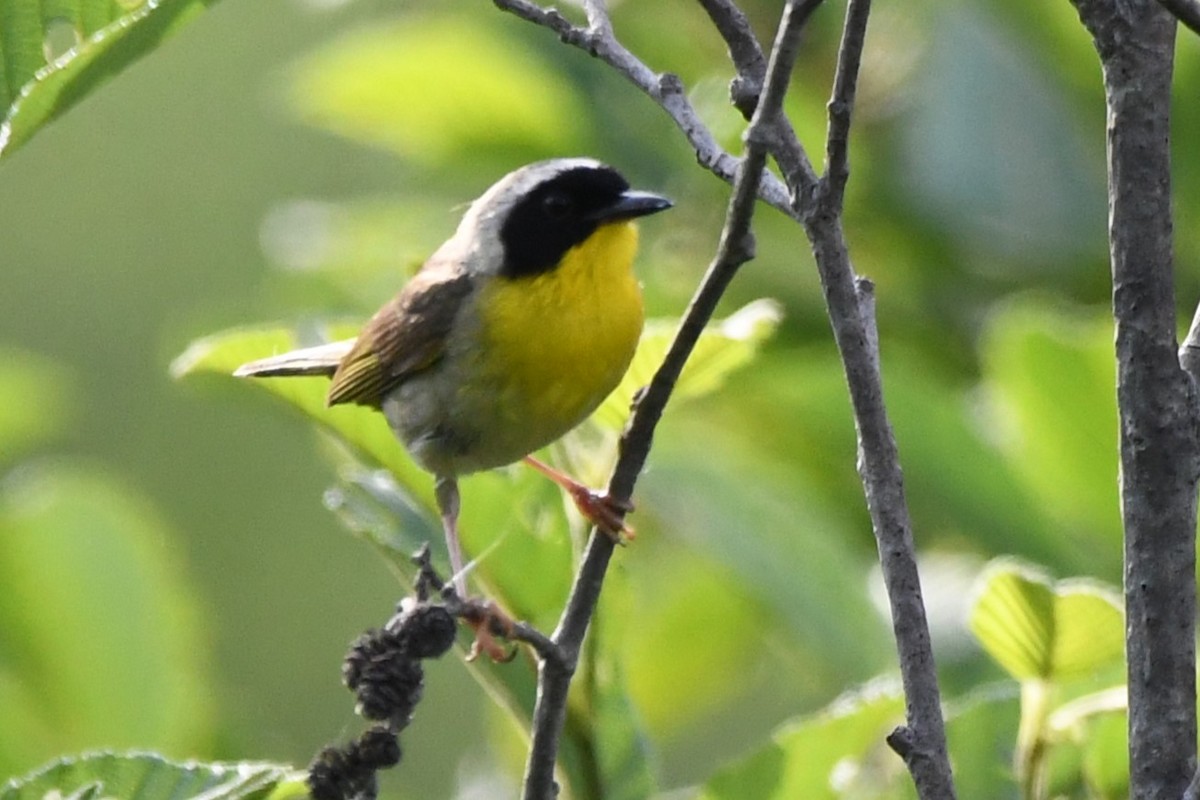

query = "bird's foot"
[
  {"left": 566, "top": 485, "right": 635, "bottom": 543},
  {"left": 521, "top": 456, "right": 635, "bottom": 541},
  {"left": 461, "top": 599, "right": 518, "bottom": 663}
]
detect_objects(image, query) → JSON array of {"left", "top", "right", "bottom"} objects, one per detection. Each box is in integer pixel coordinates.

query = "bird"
[{"left": 234, "top": 158, "right": 672, "bottom": 625}]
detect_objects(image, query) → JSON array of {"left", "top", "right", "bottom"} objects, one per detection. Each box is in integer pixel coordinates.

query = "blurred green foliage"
[
  {"left": 0, "top": 0, "right": 220, "bottom": 158},
  {"left": 2, "top": 0, "right": 1198, "bottom": 797}
]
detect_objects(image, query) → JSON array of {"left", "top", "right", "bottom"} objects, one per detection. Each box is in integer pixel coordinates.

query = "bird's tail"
[{"left": 233, "top": 340, "right": 355, "bottom": 378}]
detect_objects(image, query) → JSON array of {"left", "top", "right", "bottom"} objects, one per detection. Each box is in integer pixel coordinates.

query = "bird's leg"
[
  {"left": 434, "top": 477, "right": 467, "bottom": 598},
  {"left": 522, "top": 455, "right": 634, "bottom": 541},
  {"left": 434, "top": 476, "right": 510, "bottom": 661}
]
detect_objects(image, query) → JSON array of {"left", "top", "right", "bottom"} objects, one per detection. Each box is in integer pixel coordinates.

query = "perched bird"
[{"left": 235, "top": 158, "right": 672, "bottom": 608}]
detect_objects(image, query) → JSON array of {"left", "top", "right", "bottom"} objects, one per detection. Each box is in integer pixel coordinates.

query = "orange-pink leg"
[{"left": 522, "top": 455, "right": 634, "bottom": 540}]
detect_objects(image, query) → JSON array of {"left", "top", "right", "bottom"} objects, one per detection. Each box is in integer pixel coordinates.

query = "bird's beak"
[{"left": 589, "top": 190, "right": 674, "bottom": 222}]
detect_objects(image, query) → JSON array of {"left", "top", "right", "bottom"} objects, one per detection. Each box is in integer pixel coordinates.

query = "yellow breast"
[{"left": 475, "top": 221, "right": 644, "bottom": 459}]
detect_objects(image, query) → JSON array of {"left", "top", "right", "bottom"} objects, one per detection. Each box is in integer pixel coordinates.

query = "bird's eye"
[{"left": 542, "top": 192, "right": 573, "bottom": 219}]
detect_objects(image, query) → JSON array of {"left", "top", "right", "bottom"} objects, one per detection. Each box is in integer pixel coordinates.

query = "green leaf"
[
  {"left": 0, "top": 464, "right": 213, "bottom": 777},
  {"left": 968, "top": 558, "right": 1123, "bottom": 682},
  {"left": 980, "top": 301, "right": 1121, "bottom": 565},
  {"left": 287, "top": 13, "right": 590, "bottom": 163},
  {"left": 621, "top": 552, "right": 766, "bottom": 737},
  {"left": 942, "top": 684, "right": 1021, "bottom": 799},
  {"left": 171, "top": 324, "right": 435, "bottom": 509},
  {"left": 587, "top": 662, "right": 658, "bottom": 800},
  {"left": 0, "top": 348, "right": 72, "bottom": 466},
  {"left": 1080, "top": 710, "right": 1129, "bottom": 799},
  {"left": 1, "top": 752, "right": 300, "bottom": 800},
  {"left": 639, "top": 425, "right": 892, "bottom": 687},
  {"left": 0, "top": 0, "right": 220, "bottom": 159},
  {"left": 590, "top": 298, "right": 783, "bottom": 432},
  {"left": 698, "top": 679, "right": 905, "bottom": 800}
]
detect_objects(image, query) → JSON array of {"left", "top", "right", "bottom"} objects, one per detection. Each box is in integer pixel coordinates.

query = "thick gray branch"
[{"left": 1069, "top": 0, "right": 1198, "bottom": 798}]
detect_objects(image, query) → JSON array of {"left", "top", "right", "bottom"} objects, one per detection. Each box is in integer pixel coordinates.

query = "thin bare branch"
[
  {"left": 696, "top": 0, "right": 821, "bottom": 206},
  {"left": 493, "top": 0, "right": 798, "bottom": 218},
  {"left": 821, "top": 0, "right": 871, "bottom": 212},
  {"left": 517, "top": 4, "right": 816, "bottom": 796},
  {"left": 801, "top": 183, "right": 957, "bottom": 798},
  {"left": 581, "top": 0, "right": 612, "bottom": 34},
  {"left": 696, "top": 0, "right": 768, "bottom": 116},
  {"left": 731, "top": 0, "right": 956, "bottom": 794},
  {"left": 1159, "top": 0, "right": 1200, "bottom": 35},
  {"left": 845, "top": 263, "right": 954, "bottom": 799}
]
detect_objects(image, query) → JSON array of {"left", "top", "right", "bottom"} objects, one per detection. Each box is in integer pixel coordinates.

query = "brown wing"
[{"left": 326, "top": 265, "right": 474, "bottom": 408}]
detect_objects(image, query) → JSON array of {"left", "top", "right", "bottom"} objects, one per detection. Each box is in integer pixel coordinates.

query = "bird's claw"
[
  {"left": 567, "top": 486, "right": 635, "bottom": 542},
  {"left": 462, "top": 599, "right": 518, "bottom": 663}
]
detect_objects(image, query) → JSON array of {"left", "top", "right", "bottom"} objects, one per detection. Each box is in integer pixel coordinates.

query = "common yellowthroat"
[{"left": 235, "top": 159, "right": 672, "bottom": 599}]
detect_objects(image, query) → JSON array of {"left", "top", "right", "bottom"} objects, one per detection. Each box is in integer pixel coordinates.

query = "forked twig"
[
  {"left": 517, "top": 3, "right": 819, "bottom": 797},
  {"left": 496, "top": 1, "right": 957, "bottom": 797}
]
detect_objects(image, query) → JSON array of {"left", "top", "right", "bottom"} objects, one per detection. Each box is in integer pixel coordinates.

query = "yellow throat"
[{"left": 478, "top": 220, "right": 644, "bottom": 447}]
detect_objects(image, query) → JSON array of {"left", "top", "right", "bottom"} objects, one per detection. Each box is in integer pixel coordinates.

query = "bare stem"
[
  {"left": 697, "top": 0, "right": 820, "bottom": 205},
  {"left": 820, "top": 0, "right": 871, "bottom": 212},
  {"left": 695, "top": 0, "right": 768, "bottom": 117},
  {"left": 517, "top": 4, "right": 817, "bottom": 796},
  {"left": 762, "top": 0, "right": 957, "bottom": 795}
]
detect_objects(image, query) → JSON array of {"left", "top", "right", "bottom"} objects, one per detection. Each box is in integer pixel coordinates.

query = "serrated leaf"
[
  {"left": 288, "top": 14, "right": 588, "bottom": 162},
  {"left": 968, "top": 559, "right": 1123, "bottom": 682},
  {"left": 0, "top": 0, "right": 219, "bottom": 159},
  {"left": 1, "top": 752, "right": 300, "bottom": 800},
  {"left": 590, "top": 298, "right": 783, "bottom": 432},
  {"left": 698, "top": 679, "right": 905, "bottom": 800}
]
